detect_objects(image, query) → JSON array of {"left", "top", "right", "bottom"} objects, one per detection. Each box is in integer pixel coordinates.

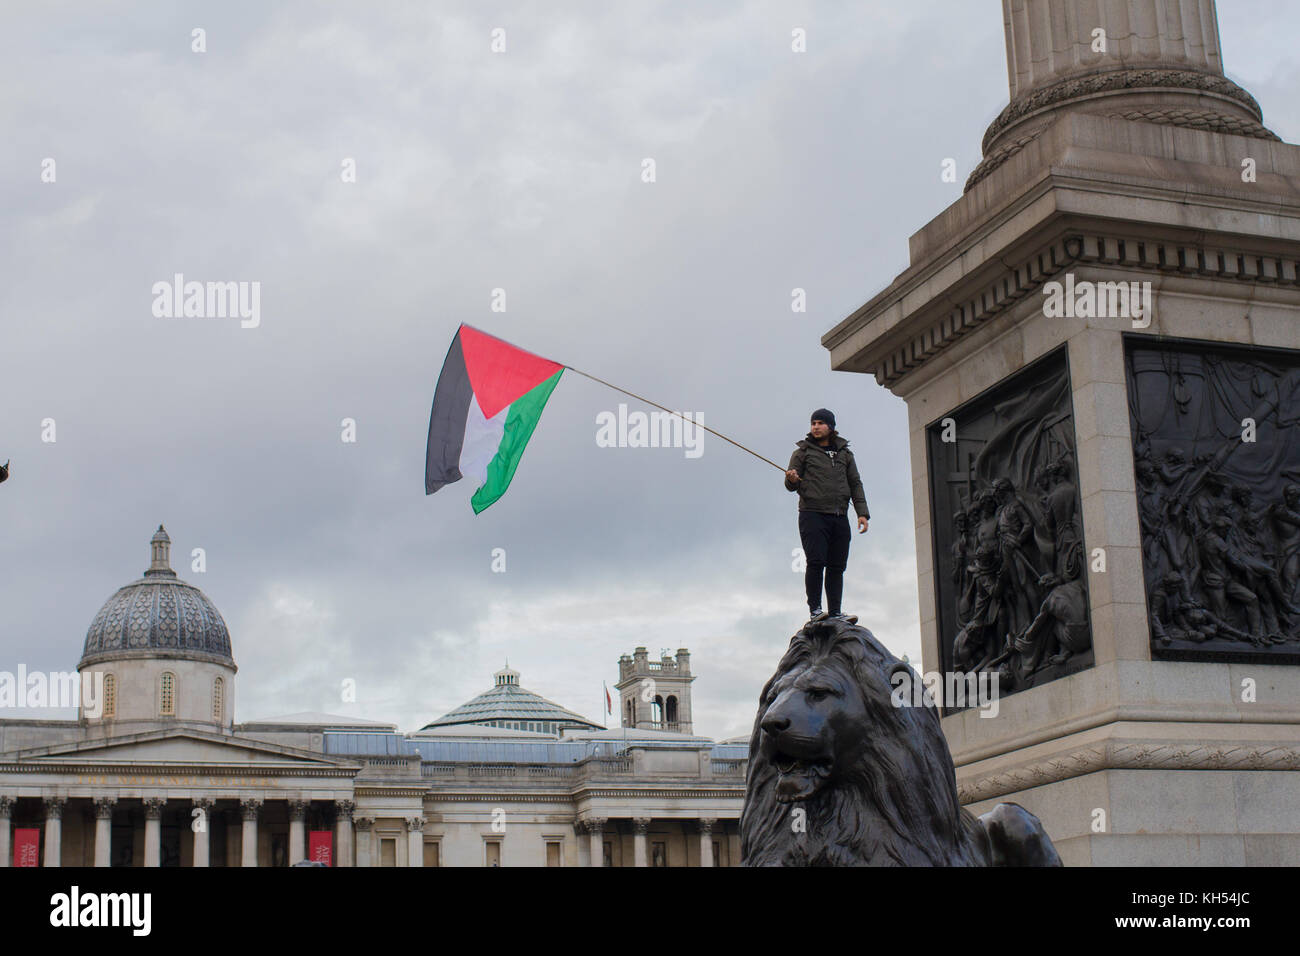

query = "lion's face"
[{"left": 758, "top": 656, "right": 870, "bottom": 803}]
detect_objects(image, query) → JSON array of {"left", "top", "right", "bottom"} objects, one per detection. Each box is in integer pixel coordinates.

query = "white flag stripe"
[{"left": 459, "top": 393, "right": 509, "bottom": 486}]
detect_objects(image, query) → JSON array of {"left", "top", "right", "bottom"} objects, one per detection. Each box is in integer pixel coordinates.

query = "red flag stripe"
[{"left": 458, "top": 324, "right": 564, "bottom": 419}]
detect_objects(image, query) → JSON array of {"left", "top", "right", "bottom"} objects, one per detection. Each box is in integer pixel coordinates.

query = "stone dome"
[{"left": 79, "top": 525, "right": 235, "bottom": 668}]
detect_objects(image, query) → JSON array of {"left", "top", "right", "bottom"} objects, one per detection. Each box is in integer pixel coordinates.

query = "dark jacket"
[{"left": 785, "top": 433, "right": 869, "bottom": 519}]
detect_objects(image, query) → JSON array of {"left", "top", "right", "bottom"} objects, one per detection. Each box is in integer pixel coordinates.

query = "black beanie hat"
[{"left": 811, "top": 408, "right": 836, "bottom": 430}]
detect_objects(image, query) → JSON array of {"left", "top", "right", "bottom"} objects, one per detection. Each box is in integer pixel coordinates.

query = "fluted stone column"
[
  {"left": 633, "top": 818, "right": 650, "bottom": 867},
  {"left": 698, "top": 818, "right": 716, "bottom": 867},
  {"left": 587, "top": 817, "right": 606, "bottom": 867},
  {"left": 574, "top": 821, "right": 589, "bottom": 867},
  {"left": 983, "top": 0, "right": 1266, "bottom": 159},
  {"left": 42, "top": 797, "right": 65, "bottom": 867},
  {"left": 335, "top": 800, "right": 355, "bottom": 867},
  {"left": 1003, "top": 0, "right": 1223, "bottom": 99},
  {"left": 354, "top": 817, "right": 374, "bottom": 868},
  {"left": 288, "top": 800, "right": 308, "bottom": 865},
  {"left": 240, "top": 799, "right": 262, "bottom": 867},
  {"left": 406, "top": 817, "right": 425, "bottom": 867},
  {"left": 191, "top": 799, "right": 213, "bottom": 868},
  {"left": 93, "top": 798, "right": 115, "bottom": 867},
  {"left": 0, "top": 796, "right": 13, "bottom": 868},
  {"left": 143, "top": 798, "right": 165, "bottom": 867}
]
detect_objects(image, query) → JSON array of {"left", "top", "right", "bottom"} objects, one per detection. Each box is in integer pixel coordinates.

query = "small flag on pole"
[
  {"left": 426, "top": 324, "right": 564, "bottom": 513},
  {"left": 604, "top": 682, "right": 613, "bottom": 716}
]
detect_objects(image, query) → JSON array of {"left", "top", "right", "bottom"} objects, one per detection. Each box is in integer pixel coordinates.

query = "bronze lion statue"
[{"left": 740, "top": 617, "right": 1061, "bottom": 866}]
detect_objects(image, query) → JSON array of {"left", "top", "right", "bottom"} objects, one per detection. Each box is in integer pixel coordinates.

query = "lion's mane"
[{"left": 741, "top": 621, "right": 989, "bottom": 866}]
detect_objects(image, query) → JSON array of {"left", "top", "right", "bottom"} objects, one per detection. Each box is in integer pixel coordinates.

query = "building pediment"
[{"left": 4, "top": 728, "right": 358, "bottom": 775}]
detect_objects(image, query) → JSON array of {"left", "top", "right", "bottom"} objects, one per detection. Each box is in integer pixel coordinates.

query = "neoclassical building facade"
[{"left": 0, "top": 527, "right": 746, "bottom": 867}]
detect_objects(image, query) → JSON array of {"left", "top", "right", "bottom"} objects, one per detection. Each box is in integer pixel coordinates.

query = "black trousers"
[{"left": 799, "top": 511, "right": 851, "bottom": 613}]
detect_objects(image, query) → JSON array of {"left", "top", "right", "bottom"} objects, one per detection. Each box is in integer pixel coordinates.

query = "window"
[
  {"left": 380, "top": 838, "right": 397, "bottom": 867},
  {"left": 651, "top": 842, "right": 667, "bottom": 867},
  {"left": 212, "top": 677, "right": 224, "bottom": 722},
  {"left": 651, "top": 695, "right": 664, "bottom": 728},
  {"left": 545, "top": 841, "right": 561, "bottom": 867},
  {"left": 485, "top": 841, "right": 501, "bottom": 867},
  {"left": 423, "top": 842, "right": 440, "bottom": 867},
  {"left": 160, "top": 672, "right": 176, "bottom": 716},
  {"left": 666, "top": 695, "right": 678, "bottom": 725},
  {"left": 102, "top": 674, "right": 116, "bottom": 718}
]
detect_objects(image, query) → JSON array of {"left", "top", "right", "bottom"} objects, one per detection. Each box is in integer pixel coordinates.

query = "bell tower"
[{"left": 616, "top": 647, "right": 694, "bottom": 734}]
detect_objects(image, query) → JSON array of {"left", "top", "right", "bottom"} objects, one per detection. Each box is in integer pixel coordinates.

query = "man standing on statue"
[{"left": 784, "top": 409, "right": 870, "bottom": 623}]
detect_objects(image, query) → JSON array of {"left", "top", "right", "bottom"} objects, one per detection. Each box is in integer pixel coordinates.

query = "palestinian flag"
[{"left": 425, "top": 324, "right": 564, "bottom": 513}]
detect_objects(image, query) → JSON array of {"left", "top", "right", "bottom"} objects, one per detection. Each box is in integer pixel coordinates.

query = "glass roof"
[{"left": 421, "top": 681, "right": 600, "bottom": 729}]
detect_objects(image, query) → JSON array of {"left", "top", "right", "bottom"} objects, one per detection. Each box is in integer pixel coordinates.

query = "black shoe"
[
  {"left": 828, "top": 612, "right": 859, "bottom": 624},
  {"left": 809, "top": 607, "right": 827, "bottom": 623}
]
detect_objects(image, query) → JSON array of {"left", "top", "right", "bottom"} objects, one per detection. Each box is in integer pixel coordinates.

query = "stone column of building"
[
  {"left": 240, "top": 799, "right": 262, "bottom": 867},
  {"left": 406, "top": 817, "right": 425, "bottom": 867},
  {"left": 587, "top": 817, "right": 606, "bottom": 867},
  {"left": 224, "top": 809, "right": 241, "bottom": 866},
  {"left": 0, "top": 796, "right": 13, "bottom": 867},
  {"left": 288, "top": 800, "right": 308, "bottom": 865},
  {"left": 633, "top": 818, "right": 650, "bottom": 867},
  {"left": 334, "top": 800, "right": 355, "bottom": 867},
  {"left": 143, "top": 798, "right": 165, "bottom": 867},
  {"left": 93, "top": 798, "right": 116, "bottom": 867},
  {"left": 42, "top": 797, "right": 65, "bottom": 867},
  {"left": 698, "top": 818, "right": 715, "bottom": 867},
  {"left": 574, "top": 821, "right": 589, "bottom": 867},
  {"left": 354, "top": 817, "right": 374, "bottom": 868},
  {"left": 1001, "top": 0, "right": 1223, "bottom": 102},
  {"left": 191, "top": 798, "right": 214, "bottom": 868}
]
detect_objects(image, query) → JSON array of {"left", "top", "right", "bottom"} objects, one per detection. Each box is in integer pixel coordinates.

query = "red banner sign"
[
  {"left": 13, "top": 828, "right": 40, "bottom": 867},
  {"left": 309, "top": 830, "right": 332, "bottom": 866}
]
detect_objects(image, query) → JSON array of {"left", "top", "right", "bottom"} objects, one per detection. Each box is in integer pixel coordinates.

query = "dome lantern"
[{"left": 146, "top": 524, "right": 175, "bottom": 578}]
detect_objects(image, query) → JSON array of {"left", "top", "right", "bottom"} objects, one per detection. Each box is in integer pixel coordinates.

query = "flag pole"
[
  {"left": 560, "top": 364, "right": 787, "bottom": 473},
  {"left": 454, "top": 323, "right": 788, "bottom": 473}
]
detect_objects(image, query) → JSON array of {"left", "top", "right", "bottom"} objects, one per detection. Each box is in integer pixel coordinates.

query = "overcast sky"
[{"left": 3, "top": 1, "right": 1298, "bottom": 741}]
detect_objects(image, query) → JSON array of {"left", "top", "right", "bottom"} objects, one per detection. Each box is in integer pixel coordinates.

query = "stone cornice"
[
  {"left": 574, "top": 787, "right": 743, "bottom": 800},
  {"left": 959, "top": 740, "right": 1300, "bottom": 804},
  {"left": 79, "top": 650, "right": 238, "bottom": 671},
  {"left": 429, "top": 791, "right": 573, "bottom": 803},
  {"left": 352, "top": 786, "right": 430, "bottom": 798},
  {"left": 854, "top": 231, "right": 1300, "bottom": 390}
]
